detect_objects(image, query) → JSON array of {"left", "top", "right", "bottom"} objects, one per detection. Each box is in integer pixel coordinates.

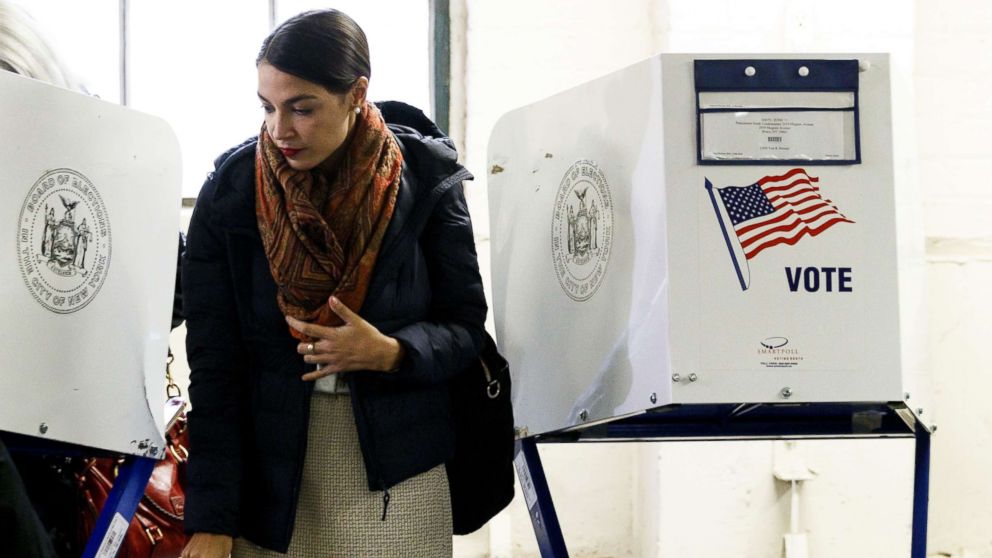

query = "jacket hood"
[{"left": 376, "top": 100, "right": 472, "bottom": 187}]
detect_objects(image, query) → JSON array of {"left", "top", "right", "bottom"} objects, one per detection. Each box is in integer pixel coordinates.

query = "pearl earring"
[{"left": 354, "top": 106, "right": 361, "bottom": 114}]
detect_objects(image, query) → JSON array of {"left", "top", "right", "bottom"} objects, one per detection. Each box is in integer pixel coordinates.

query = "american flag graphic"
[
  {"left": 705, "top": 168, "right": 854, "bottom": 290},
  {"left": 714, "top": 168, "right": 853, "bottom": 259}
]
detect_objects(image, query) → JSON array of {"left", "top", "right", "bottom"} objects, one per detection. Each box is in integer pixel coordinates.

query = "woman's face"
[{"left": 257, "top": 61, "right": 362, "bottom": 171}]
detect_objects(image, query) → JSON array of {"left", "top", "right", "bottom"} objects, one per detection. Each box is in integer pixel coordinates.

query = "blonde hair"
[{"left": 0, "top": 1, "right": 76, "bottom": 88}]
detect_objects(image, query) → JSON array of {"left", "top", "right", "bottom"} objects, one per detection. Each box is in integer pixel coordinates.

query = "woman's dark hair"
[{"left": 257, "top": 9, "right": 370, "bottom": 94}]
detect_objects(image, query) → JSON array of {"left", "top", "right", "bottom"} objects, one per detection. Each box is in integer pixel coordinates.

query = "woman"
[{"left": 181, "top": 9, "right": 486, "bottom": 558}]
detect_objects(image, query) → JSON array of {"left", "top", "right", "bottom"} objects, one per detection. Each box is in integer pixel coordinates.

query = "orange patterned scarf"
[{"left": 255, "top": 101, "right": 402, "bottom": 340}]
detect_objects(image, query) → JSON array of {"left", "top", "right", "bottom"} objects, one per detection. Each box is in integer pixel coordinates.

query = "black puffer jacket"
[{"left": 181, "top": 102, "right": 486, "bottom": 552}]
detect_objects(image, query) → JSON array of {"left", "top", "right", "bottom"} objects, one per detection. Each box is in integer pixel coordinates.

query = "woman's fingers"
[
  {"left": 285, "top": 303, "right": 394, "bottom": 376},
  {"left": 286, "top": 315, "right": 331, "bottom": 338},
  {"left": 327, "top": 295, "right": 360, "bottom": 324}
]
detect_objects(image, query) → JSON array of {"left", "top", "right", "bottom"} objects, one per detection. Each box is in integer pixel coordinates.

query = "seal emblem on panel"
[
  {"left": 551, "top": 159, "right": 614, "bottom": 302},
  {"left": 17, "top": 169, "right": 112, "bottom": 314}
]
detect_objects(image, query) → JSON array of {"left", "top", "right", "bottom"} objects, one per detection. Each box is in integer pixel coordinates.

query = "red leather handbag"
[{"left": 77, "top": 355, "right": 189, "bottom": 557}]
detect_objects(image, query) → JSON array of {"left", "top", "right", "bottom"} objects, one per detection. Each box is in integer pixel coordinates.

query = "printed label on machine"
[{"left": 701, "top": 111, "right": 855, "bottom": 161}]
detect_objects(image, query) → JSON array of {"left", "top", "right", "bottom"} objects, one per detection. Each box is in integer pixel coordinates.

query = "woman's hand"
[
  {"left": 181, "top": 533, "right": 233, "bottom": 558},
  {"left": 287, "top": 296, "right": 405, "bottom": 381}
]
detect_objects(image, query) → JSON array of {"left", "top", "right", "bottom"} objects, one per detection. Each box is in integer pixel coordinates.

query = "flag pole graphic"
[{"left": 705, "top": 178, "right": 750, "bottom": 290}]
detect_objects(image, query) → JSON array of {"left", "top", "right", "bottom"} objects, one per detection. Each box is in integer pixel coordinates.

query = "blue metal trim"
[
  {"left": 515, "top": 438, "right": 569, "bottom": 557},
  {"left": 0, "top": 431, "right": 120, "bottom": 458},
  {"left": 699, "top": 158, "right": 860, "bottom": 166},
  {"left": 694, "top": 59, "right": 859, "bottom": 91},
  {"left": 536, "top": 403, "right": 915, "bottom": 442},
  {"left": 519, "top": 403, "right": 927, "bottom": 555},
  {"left": 911, "top": 426, "right": 931, "bottom": 558},
  {"left": 853, "top": 83, "right": 863, "bottom": 164},
  {"left": 82, "top": 456, "right": 156, "bottom": 558},
  {"left": 696, "top": 90, "right": 703, "bottom": 169},
  {"left": 699, "top": 107, "right": 856, "bottom": 113},
  {"left": 694, "top": 58, "right": 862, "bottom": 165}
]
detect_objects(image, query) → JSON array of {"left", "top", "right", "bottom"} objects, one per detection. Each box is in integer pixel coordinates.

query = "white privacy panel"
[
  {"left": 489, "top": 54, "right": 903, "bottom": 437},
  {"left": 1, "top": 72, "right": 181, "bottom": 457},
  {"left": 488, "top": 58, "right": 672, "bottom": 437}
]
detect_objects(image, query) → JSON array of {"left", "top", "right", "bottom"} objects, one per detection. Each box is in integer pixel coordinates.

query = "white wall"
[
  {"left": 917, "top": 1, "right": 992, "bottom": 555},
  {"left": 457, "top": 0, "right": 992, "bottom": 556}
]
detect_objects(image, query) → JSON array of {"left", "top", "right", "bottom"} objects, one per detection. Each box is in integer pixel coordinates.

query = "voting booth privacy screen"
[
  {"left": 488, "top": 54, "right": 902, "bottom": 437},
  {"left": 0, "top": 72, "right": 181, "bottom": 457}
]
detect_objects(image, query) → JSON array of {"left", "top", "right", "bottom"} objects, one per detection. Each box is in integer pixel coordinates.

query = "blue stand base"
[
  {"left": 514, "top": 403, "right": 931, "bottom": 558},
  {"left": 514, "top": 438, "right": 569, "bottom": 557},
  {"left": 911, "top": 426, "right": 931, "bottom": 558},
  {"left": 82, "top": 455, "right": 156, "bottom": 558}
]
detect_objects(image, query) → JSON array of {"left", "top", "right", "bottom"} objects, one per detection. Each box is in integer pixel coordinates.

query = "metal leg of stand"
[
  {"left": 911, "top": 426, "right": 931, "bottom": 558},
  {"left": 82, "top": 455, "right": 156, "bottom": 558},
  {"left": 514, "top": 438, "right": 569, "bottom": 557}
]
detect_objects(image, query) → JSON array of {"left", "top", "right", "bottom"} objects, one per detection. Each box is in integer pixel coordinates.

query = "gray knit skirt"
[{"left": 232, "top": 392, "right": 453, "bottom": 557}]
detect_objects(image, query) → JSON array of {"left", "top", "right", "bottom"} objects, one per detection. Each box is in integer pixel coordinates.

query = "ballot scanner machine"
[{"left": 487, "top": 54, "right": 930, "bottom": 557}]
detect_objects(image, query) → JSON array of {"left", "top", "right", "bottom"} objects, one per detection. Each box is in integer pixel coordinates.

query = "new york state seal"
[
  {"left": 17, "top": 169, "right": 111, "bottom": 314},
  {"left": 551, "top": 160, "right": 614, "bottom": 302}
]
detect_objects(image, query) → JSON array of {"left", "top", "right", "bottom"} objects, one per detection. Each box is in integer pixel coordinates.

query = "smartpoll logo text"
[{"left": 758, "top": 337, "right": 803, "bottom": 368}]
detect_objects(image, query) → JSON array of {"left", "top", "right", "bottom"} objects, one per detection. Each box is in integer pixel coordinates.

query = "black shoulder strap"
[{"left": 367, "top": 160, "right": 471, "bottom": 289}]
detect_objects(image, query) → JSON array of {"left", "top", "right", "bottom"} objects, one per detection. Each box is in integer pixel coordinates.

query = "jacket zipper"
[
  {"left": 381, "top": 487, "right": 391, "bottom": 521},
  {"left": 348, "top": 378, "right": 391, "bottom": 521},
  {"left": 351, "top": 166, "right": 472, "bottom": 524}
]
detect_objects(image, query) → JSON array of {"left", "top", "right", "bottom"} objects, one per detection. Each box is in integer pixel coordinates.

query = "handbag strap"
[
  {"left": 480, "top": 333, "right": 502, "bottom": 400},
  {"left": 370, "top": 142, "right": 472, "bottom": 286},
  {"left": 165, "top": 349, "right": 180, "bottom": 399}
]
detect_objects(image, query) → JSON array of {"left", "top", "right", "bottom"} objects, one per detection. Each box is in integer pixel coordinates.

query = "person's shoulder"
[
  {"left": 193, "top": 137, "right": 257, "bottom": 219},
  {"left": 203, "top": 137, "right": 256, "bottom": 194},
  {"left": 213, "top": 136, "right": 258, "bottom": 180}
]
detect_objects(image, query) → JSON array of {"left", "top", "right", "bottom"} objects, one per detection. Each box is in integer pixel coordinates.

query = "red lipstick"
[{"left": 281, "top": 148, "right": 302, "bottom": 158}]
